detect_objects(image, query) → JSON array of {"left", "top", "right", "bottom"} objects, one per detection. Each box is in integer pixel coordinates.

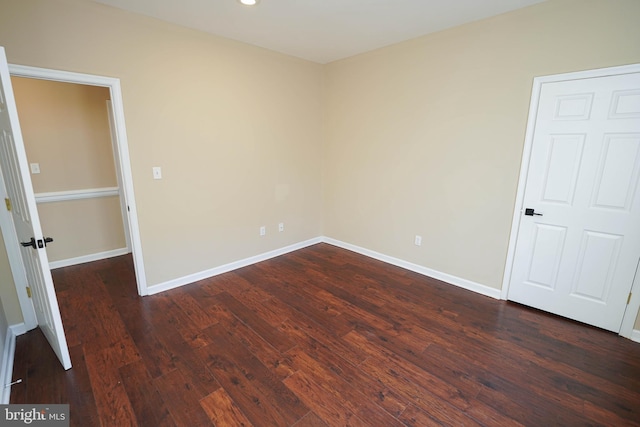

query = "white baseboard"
[
  {"left": 631, "top": 329, "right": 640, "bottom": 344},
  {"left": 322, "top": 237, "right": 502, "bottom": 300},
  {"left": 146, "top": 236, "right": 501, "bottom": 300},
  {"left": 147, "top": 237, "right": 323, "bottom": 295},
  {"left": 49, "top": 247, "right": 130, "bottom": 269},
  {"left": 1, "top": 326, "right": 18, "bottom": 404},
  {"left": 8, "top": 323, "right": 27, "bottom": 336}
]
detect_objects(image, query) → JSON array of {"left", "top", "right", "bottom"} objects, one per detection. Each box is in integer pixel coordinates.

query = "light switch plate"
[
  {"left": 152, "top": 167, "right": 162, "bottom": 179},
  {"left": 30, "top": 163, "right": 40, "bottom": 174}
]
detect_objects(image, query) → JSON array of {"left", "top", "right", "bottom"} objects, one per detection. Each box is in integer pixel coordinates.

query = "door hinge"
[
  {"left": 627, "top": 292, "right": 632, "bottom": 305},
  {"left": 26, "top": 286, "right": 32, "bottom": 298},
  {"left": 4, "top": 198, "right": 10, "bottom": 212}
]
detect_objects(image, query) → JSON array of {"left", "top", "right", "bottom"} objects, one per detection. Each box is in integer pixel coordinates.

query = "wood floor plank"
[
  {"left": 11, "top": 245, "right": 640, "bottom": 426},
  {"left": 238, "top": 264, "right": 353, "bottom": 337},
  {"left": 398, "top": 402, "right": 482, "bottom": 427},
  {"left": 83, "top": 345, "right": 139, "bottom": 427},
  {"left": 212, "top": 303, "right": 296, "bottom": 380},
  {"left": 202, "top": 323, "right": 309, "bottom": 424},
  {"left": 65, "top": 344, "right": 101, "bottom": 427},
  {"left": 119, "top": 360, "right": 176, "bottom": 427},
  {"left": 66, "top": 276, "right": 131, "bottom": 355},
  {"left": 284, "top": 258, "right": 395, "bottom": 323},
  {"left": 123, "top": 325, "right": 177, "bottom": 379},
  {"left": 475, "top": 372, "right": 587, "bottom": 426},
  {"left": 169, "top": 291, "right": 218, "bottom": 330},
  {"left": 287, "top": 347, "right": 406, "bottom": 427},
  {"left": 523, "top": 360, "right": 638, "bottom": 425},
  {"left": 197, "top": 337, "right": 297, "bottom": 426},
  {"left": 214, "top": 291, "right": 296, "bottom": 353},
  {"left": 143, "top": 307, "right": 222, "bottom": 399},
  {"left": 292, "top": 411, "right": 329, "bottom": 427},
  {"left": 153, "top": 368, "right": 213, "bottom": 427},
  {"left": 286, "top": 334, "right": 407, "bottom": 417},
  {"left": 163, "top": 303, "right": 216, "bottom": 350},
  {"left": 463, "top": 399, "right": 526, "bottom": 427},
  {"left": 216, "top": 272, "right": 289, "bottom": 327},
  {"left": 283, "top": 371, "right": 369, "bottom": 427},
  {"left": 583, "top": 400, "right": 640, "bottom": 427},
  {"left": 278, "top": 316, "right": 368, "bottom": 367},
  {"left": 23, "top": 334, "right": 69, "bottom": 403},
  {"left": 181, "top": 279, "right": 226, "bottom": 310},
  {"left": 343, "top": 330, "right": 481, "bottom": 412},
  {"left": 56, "top": 289, "right": 81, "bottom": 347},
  {"left": 199, "top": 388, "right": 254, "bottom": 427}
]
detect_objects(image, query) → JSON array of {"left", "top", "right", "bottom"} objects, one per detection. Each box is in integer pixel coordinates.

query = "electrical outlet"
[
  {"left": 278, "top": 223, "right": 284, "bottom": 232},
  {"left": 414, "top": 235, "right": 422, "bottom": 246},
  {"left": 260, "top": 226, "right": 266, "bottom": 236},
  {"left": 30, "top": 163, "right": 40, "bottom": 174}
]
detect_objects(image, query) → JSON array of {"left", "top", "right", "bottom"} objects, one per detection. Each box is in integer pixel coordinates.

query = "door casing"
[
  {"left": 501, "top": 63, "right": 640, "bottom": 339},
  {"left": 7, "top": 64, "right": 148, "bottom": 309}
]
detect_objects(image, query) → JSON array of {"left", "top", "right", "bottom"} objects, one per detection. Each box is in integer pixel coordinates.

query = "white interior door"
[
  {"left": 0, "top": 165, "right": 37, "bottom": 331},
  {"left": 0, "top": 47, "right": 71, "bottom": 369},
  {"left": 508, "top": 71, "right": 640, "bottom": 332}
]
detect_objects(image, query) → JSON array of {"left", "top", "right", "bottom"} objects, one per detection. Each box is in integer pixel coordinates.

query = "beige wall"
[
  {"left": 323, "top": 0, "right": 640, "bottom": 329},
  {"left": 10, "top": 77, "right": 126, "bottom": 262},
  {"left": 11, "top": 78, "right": 116, "bottom": 192},
  {"left": 38, "top": 197, "right": 126, "bottom": 262},
  {"left": 0, "top": 0, "right": 324, "bottom": 287}
]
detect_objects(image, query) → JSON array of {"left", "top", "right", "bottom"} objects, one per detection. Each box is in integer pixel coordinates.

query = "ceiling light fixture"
[{"left": 237, "top": 0, "right": 259, "bottom": 5}]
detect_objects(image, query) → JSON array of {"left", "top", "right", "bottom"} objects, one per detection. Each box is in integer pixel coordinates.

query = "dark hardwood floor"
[{"left": 10, "top": 243, "right": 640, "bottom": 426}]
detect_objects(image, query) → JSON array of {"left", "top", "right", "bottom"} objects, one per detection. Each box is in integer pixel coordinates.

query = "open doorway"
[
  {"left": 5, "top": 65, "right": 148, "bottom": 331},
  {"left": 11, "top": 77, "right": 131, "bottom": 269}
]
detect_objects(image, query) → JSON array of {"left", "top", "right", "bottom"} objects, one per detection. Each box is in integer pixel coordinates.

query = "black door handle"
[
  {"left": 20, "top": 237, "right": 54, "bottom": 249},
  {"left": 524, "top": 208, "right": 543, "bottom": 216},
  {"left": 20, "top": 237, "right": 37, "bottom": 249}
]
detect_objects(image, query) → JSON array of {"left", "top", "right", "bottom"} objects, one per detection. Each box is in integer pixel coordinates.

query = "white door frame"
[
  {"left": 8, "top": 64, "right": 149, "bottom": 301},
  {"left": 501, "top": 63, "right": 640, "bottom": 339}
]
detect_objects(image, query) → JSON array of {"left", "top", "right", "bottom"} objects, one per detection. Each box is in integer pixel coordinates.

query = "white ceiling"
[{"left": 93, "top": 0, "right": 547, "bottom": 64}]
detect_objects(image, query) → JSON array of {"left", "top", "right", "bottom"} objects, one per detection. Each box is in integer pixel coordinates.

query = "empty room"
[{"left": 0, "top": 0, "right": 639, "bottom": 425}]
